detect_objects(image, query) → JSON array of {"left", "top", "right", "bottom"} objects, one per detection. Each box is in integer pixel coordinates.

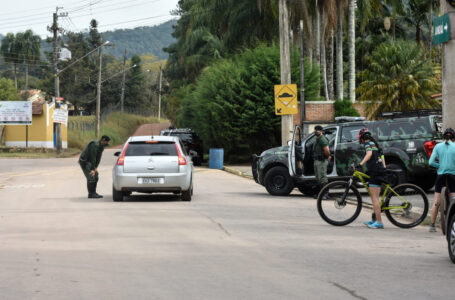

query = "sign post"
[
  {"left": 274, "top": 84, "right": 298, "bottom": 115},
  {"left": 434, "top": 14, "right": 450, "bottom": 45}
]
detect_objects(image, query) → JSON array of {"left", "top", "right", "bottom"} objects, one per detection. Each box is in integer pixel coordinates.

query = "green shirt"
[
  {"left": 79, "top": 140, "right": 104, "bottom": 170},
  {"left": 313, "top": 135, "right": 328, "bottom": 159}
]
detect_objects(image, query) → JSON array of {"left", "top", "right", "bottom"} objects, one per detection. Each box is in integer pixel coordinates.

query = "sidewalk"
[{"left": 223, "top": 165, "right": 253, "bottom": 180}]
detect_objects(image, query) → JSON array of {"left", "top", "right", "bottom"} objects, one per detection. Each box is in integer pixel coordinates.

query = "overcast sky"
[{"left": 0, "top": 0, "right": 180, "bottom": 37}]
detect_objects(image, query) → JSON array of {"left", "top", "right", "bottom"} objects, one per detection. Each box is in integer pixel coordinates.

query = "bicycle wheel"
[
  {"left": 384, "top": 183, "right": 429, "bottom": 228},
  {"left": 317, "top": 181, "right": 363, "bottom": 226}
]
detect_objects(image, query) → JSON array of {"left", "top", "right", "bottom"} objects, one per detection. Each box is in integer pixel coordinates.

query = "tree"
[
  {"left": 357, "top": 40, "right": 441, "bottom": 118},
  {"left": 0, "top": 78, "right": 20, "bottom": 99},
  {"left": 17, "top": 30, "right": 41, "bottom": 90},
  {"left": 125, "top": 54, "right": 147, "bottom": 108},
  {"left": 348, "top": 0, "right": 355, "bottom": 102},
  {"left": 0, "top": 33, "right": 21, "bottom": 88}
]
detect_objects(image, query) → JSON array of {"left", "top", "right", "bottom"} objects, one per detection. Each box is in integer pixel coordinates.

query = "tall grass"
[{"left": 68, "top": 112, "right": 164, "bottom": 149}]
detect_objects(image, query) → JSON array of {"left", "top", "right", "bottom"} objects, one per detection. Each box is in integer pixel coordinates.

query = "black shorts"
[
  {"left": 435, "top": 174, "right": 455, "bottom": 193},
  {"left": 368, "top": 171, "right": 387, "bottom": 187}
]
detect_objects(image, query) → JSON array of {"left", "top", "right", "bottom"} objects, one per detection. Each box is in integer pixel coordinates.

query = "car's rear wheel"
[
  {"left": 182, "top": 181, "right": 193, "bottom": 201},
  {"left": 113, "top": 186, "right": 124, "bottom": 202},
  {"left": 264, "top": 166, "right": 293, "bottom": 196}
]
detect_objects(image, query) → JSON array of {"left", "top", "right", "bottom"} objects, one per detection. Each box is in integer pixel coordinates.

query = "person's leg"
[
  {"left": 369, "top": 186, "right": 383, "bottom": 224},
  {"left": 320, "top": 160, "right": 329, "bottom": 186},
  {"left": 314, "top": 161, "right": 322, "bottom": 198},
  {"left": 431, "top": 192, "right": 441, "bottom": 225}
]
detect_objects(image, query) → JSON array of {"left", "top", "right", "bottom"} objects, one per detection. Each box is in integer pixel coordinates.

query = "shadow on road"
[{"left": 123, "top": 193, "right": 182, "bottom": 202}]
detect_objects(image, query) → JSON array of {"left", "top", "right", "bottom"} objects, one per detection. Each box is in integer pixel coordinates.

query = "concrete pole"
[
  {"left": 158, "top": 65, "right": 162, "bottom": 120},
  {"left": 299, "top": 20, "right": 307, "bottom": 136},
  {"left": 95, "top": 47, "right": 102, "bottom": 138},
  {"left": 120, "top": 49, "right": 126, "bottom": 114},
  {"left": 442, "top": 1, "right": 455, "bottom": 129},
  {"left": 53, "top": 10, "right": 62, "bottom": 153},
  {"left": 279, "top": 0, "right": 293, "bottom": 146}
]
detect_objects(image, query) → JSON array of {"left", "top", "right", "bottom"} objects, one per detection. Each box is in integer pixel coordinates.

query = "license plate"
[{"left": 138, "top": 177, "right": 164, "bottom": 184}]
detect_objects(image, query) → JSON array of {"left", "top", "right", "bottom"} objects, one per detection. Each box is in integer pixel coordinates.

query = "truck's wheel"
[
  {"left": 264, "top": 166, "right": 293, "bottom": 196},
  {"left": 297, "top": 182, "right": 319, "bottom": 196},
  {"left": 112, "top": 186, "right": 124, "bottom": 202}
]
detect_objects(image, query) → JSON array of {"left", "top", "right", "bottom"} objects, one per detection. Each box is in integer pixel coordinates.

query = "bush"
[
  {"left": 68, "top": 112, "right": 161, "bottom": 149},
  {"left": 334, "top": 99, "right": 360, "bottom": 118},
  {"left": 177, "top": 43, "right": 322, "bottom": 161}
]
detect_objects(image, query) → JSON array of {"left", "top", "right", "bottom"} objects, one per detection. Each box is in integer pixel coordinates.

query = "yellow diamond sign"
[{"left": 274, "top": 84, "right": 298, "bottom": 115}]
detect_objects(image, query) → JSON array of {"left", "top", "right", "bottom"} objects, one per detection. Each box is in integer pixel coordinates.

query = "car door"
[
  {"left": 335, "top": 125, "right": 365, "bottom": 176},
  {"left": 288, "top": 125, "right": 302, "bottom": 177}
]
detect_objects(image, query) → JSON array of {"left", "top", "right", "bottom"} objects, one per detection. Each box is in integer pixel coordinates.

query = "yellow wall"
[{"left": 4, "top": 102, "right": 67, "bottom": 148}]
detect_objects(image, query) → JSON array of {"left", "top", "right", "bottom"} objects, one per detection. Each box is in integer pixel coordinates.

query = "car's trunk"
[{"left": 122, "top": 142, "right": 179, "bottom": 174}]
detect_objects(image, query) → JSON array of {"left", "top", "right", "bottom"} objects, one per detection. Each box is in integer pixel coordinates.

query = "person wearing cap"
[
  {"left": 313, "top": 125, "right": 331, "bottom": 199},
  {"left": 79, "top": 135, "right": 110, "bottom": 198},
  {"left": 428, "top": 128, "right": 455, "bottom": 232}
]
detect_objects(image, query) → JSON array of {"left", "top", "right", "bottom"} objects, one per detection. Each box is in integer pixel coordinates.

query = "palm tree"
[
  {"left": 405, "top": 0, "right": 432, "bottom": 44},
  {"left": 0, "top": 33, "right": 21, "bottom": 88},
  {"left": 348, "top": 0, "right": 355, "bottom": 102},
  {"left": 357, "top": 40, "right": 441, "bottom": 118},
  {"left": 335, "top": 0, "right": 345, "bottom": 100},
  {"left": 17, "top": 30, "right": 41, "bottom": 90}
]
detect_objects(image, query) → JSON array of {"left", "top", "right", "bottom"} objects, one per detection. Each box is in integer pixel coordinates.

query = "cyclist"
[
  {"left": 428, "top": 128, "right": 455, "bottom": 232},
  {"left": 357, "top": 128, "right": 387, "bottom": 229}
]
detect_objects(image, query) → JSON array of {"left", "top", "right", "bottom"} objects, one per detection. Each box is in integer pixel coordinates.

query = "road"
[{"left": 0, "top": 150, "right": 453, "bottom": 300}]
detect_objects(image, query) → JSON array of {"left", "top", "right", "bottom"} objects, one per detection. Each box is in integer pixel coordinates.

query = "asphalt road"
[{"left": 0, "top": 150, "right": 453, "bottom": 300}]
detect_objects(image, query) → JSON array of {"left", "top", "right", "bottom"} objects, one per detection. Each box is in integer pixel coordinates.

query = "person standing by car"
[
  {"left": 428, "top": 128, "right": 455, "bottom": 232},
  {"left": 79, "top": 135, "right": 110, "bottom": 198},
  {"left": 313, "top": 125, "right": 331, "bottom": 199},
  {"left": 357, "top": 128, "right": 387, "bottom": 229}
]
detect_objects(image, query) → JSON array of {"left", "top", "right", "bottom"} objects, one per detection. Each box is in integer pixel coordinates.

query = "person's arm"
[
  {"left": 429, "top": 145, "right": 439, "bottom": 168},
  {"left": 95, "top": 148, "right": 103, "bottom": 168},
  {"left": 323, "top": 146, "right": 331, "bottom": 161},
  {"left": 360, "top": 151, "right": 372, "bottom": 166},
  {"left": 381, "top": 155, "right": 386, "bottom": 168},
  {"left": 88, "top": 143, "right": 97, "bottom": 171}
]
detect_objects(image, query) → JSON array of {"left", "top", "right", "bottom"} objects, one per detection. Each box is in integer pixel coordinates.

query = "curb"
[{"left": 223, "top": 166, "right": 254, "bottom": 180}]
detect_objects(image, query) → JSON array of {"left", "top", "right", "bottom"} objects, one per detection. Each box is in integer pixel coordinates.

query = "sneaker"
[
  {"left": 368, "top": 221, "right": 384, "bottom": 229},
  {"left": 363, "top": 220, "right": 374, "bottom": 226},
  {"left": 429, "top": 224, "right": 436, "bottom": 232}
]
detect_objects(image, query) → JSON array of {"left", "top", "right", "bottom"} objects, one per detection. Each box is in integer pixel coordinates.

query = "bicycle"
[{"left": 317, "top": 166, "right": 429, "bottom": 228}]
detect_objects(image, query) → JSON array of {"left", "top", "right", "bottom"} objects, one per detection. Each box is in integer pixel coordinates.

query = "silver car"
[{"left": 112, "top": 135, "right": 194, "bottom": 202}]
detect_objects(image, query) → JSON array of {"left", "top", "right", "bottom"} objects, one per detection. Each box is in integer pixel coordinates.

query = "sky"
[{"left": 0, "top": 0, "right": 180, "bottom": 37}]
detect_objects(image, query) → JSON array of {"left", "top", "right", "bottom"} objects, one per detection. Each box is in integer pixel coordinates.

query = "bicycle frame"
[{"left": 347, "top": 170, "right": 410, "bottom": 211}]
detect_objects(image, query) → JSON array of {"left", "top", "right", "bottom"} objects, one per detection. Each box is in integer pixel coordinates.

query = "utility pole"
[
  {"left": 158, "top": 65, "right": 162, "bottom": 120},
  {"left": 120, "top": 49, "right": 127, "bottom": 114},
  {"left": 95, "top": 45, "right": 103, "bottom": 138},
  {"left": 279, "top": 0, "right": 293, "bottom": 146},
  {"left": 51, "top": 7, "right": 62, "bottom": 152},
  {"left": 299, "top": 20, "right": 306, "bottom": 136},
  {"left": 442, "top": 1, "right": 455, "bottom": 130}
]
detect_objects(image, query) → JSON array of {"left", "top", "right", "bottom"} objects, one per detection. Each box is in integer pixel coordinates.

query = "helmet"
[
  {"left": 358, "top": 128, "right": 371, "bottom": 142},
  {"left": 443, "top": 128, "right": 455, "bottom": 139}
]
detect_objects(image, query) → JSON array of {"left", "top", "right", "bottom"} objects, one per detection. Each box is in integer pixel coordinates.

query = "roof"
[{"left": 128, "top": 135, "right": 179, "bottom": 143}]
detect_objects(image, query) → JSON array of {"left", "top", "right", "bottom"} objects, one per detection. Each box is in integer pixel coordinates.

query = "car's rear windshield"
[{"left": 125, "top": 142, "right": 177, "bottom": 156}]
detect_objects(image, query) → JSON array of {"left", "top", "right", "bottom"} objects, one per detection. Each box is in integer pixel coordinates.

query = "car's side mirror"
[
  {"left": 189, "top": 150, "right": 198, "bottom": 158},
  {"left": 114, "top": 151, "right": 121, "bottom": 157}
]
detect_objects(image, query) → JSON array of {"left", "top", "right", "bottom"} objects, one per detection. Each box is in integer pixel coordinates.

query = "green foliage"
[
  {"left": 125, "top": 54, "right": 147, "bottom": 108},
  {"left": 177, "top": 44, "right": 321, "bottom": 160},
  {"left": 334, "top": 99, "right": 360, "bottom": 117},
  {"left": 0, "top": 78, "right": 20, "bottom": 99},
  {"left": 357, "top": 40, "right": 441, "bottom": 118},
  {"left": 68, "top": 112, "right": 160, "bottom": 149}
]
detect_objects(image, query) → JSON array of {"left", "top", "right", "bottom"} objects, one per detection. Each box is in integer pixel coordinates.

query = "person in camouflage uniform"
[
  {"left": 313, "top": 125, "right": 331, "bottom": 199},
  {"left": 79, "top": 135, "right": 110, "bottom": 198}
]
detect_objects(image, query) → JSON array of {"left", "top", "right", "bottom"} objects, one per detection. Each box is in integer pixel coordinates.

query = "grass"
[
  {"left": 0, "top": 147, "right": 80, "bottom": 158},
  {"left": 68, "top": 112, "right": 166, "bottom": 149}
]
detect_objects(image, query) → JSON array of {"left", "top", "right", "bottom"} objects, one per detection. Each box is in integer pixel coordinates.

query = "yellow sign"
[{"left": 274, "top": 84, "right": 298, "bottom": 115}]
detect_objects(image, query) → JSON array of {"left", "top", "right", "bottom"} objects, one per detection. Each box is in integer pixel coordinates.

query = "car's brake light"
[
  {"left": 116, "top": 143, "right": 129, "bottom": 165},
  {"left": 175, "top": 143, "right": 187, "bottom": 165},
  {"left": 424, "top": 140, "right": 436, "bottom": 157}
]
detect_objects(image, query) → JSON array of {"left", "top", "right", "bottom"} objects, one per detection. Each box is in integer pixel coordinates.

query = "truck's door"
[{"left": 288, "top": 125, "right": 302, "bottom": 177}]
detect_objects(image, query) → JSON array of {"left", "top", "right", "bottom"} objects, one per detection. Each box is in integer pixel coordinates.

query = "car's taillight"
[
  {"left": 116, "top": 143, "right": 129, "bottom": 166},
  {"left": 424, "top": 140, "right": 436, "bottom": 157},
  {"left": 175, "top": 143, "right": 187, "bottom": 165}
]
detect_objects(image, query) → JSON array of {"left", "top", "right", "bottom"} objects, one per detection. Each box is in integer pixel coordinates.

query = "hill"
[{"left": 102, "top": 19, "right": 176, "bottom": 59}]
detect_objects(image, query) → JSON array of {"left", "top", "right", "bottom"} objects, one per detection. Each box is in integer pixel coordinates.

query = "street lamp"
[{"left": 54, "top": 40, "right": 110, "bottom": 151}]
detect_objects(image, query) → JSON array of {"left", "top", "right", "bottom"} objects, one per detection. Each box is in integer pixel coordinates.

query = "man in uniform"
[
  {"left": 313, "top": 125, "right": 331, "bottom": 199},
  {"left": 79, "top": 135, "right": 110, "bottom": 198}
]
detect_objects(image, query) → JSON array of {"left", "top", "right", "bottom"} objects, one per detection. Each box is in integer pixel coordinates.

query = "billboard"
[{"left": 0, "top": 101, "right": 32, "bottom": 125}]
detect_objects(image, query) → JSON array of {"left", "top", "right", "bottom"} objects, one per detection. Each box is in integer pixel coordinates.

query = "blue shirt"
[{"left": 429, "top": 141, "right": 455, "bottom": 175}]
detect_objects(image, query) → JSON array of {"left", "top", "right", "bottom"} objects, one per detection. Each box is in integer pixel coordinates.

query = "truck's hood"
[{"left": 260, "top": 146, "right": 289, "bottom": 157}]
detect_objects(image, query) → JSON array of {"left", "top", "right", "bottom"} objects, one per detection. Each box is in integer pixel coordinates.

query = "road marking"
[{"left": 0, "top": 184, "right": 45, "bottom": 189}]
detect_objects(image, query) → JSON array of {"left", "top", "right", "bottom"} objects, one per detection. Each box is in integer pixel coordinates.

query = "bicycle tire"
[
  {"left": 440, "top": 187, "right": 449, "bottom": 235},
  {"left": 384, "top": 183, "right": 429, "bottom": 228},
  {"left": 317, "top": 181, "right": 363, "bottom": 226}
]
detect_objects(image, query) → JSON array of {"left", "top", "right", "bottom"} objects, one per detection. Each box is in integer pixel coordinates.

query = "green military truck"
[{"left": 252, "top": 112, "right": 442, "bottom": 196}]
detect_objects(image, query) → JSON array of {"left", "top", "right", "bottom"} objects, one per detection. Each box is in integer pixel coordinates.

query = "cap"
[
  {"left": 315, "top": 125, "right": 323, "bottom": 131},
  {"left": 101, "top": 135, "right": 111, "bottom": 142}
]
